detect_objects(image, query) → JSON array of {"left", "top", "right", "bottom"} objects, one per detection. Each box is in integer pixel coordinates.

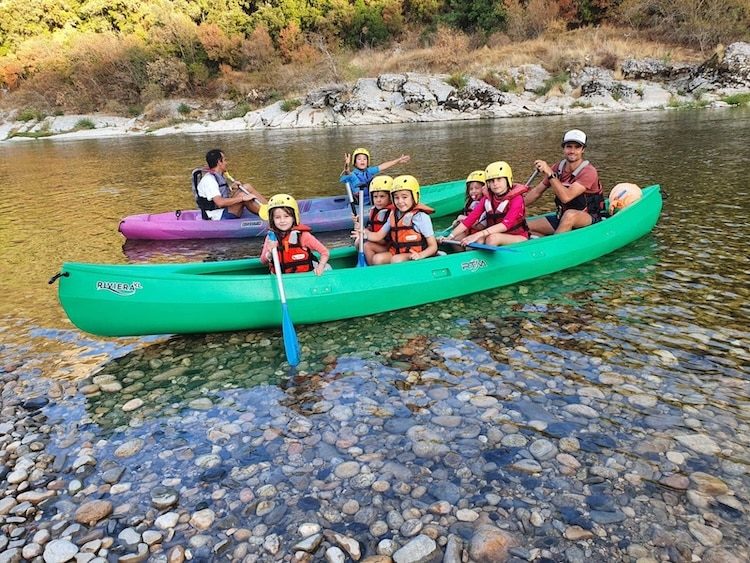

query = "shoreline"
[{"left": 2, "top": 43, "right": 749, "bottom": 143}]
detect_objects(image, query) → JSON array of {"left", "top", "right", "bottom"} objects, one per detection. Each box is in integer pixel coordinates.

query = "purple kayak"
[{"left": 119, "top": 179, "right": 465, "bottom": 240}]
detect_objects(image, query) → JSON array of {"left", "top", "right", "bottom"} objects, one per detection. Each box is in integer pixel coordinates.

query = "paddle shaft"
[
  {"left": 225, "top": 172, "right": 256, "bottom": 199},
  {"left": 345, "top": 182, "right": 357, "bottom": 215},
  {"left": 268, "top": 231, "right": 301, "bottom": 366},
  {"left": 440, "top": 238, "right": 517, "bottom": 253},
  {"left": 358, "top": 189, "right": 365, "bottom": 255}
]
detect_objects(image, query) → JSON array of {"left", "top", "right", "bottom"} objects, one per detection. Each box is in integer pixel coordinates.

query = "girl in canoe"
[
  {"left": 443, "top": 161, "right": 530, "bottom": 247},
  {"left": 259, "top": 194, "right": 330, "bottom": 276},
  {"left": 355, "top": 175, "right": 438, "bottom": 264},
  {"left": 362, "top": 175, "right": 394, "bottom": 264},
  {"left": 444, "top": 170, "right": 488, "bottom": 243},
  {"left": 339, "top": 147, "right": 411, "bottom": 202}
]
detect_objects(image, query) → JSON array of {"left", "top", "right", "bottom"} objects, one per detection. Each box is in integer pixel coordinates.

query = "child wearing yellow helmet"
[
  {"left": 443, "top": 161, "right": 530, "bottom": 248},
  {"left": 355, "top": 175, "right": 438, "bottom": 264},
  {"left": 362, "top": 175, "right": 394, "bottom": 263},
  {"left": 445, "top": 170, "right": 489, "bottom": 242},
  {"left": 340, "top": 147, "right": 411, "bottom": 202},
  {"left": 259, "top": 194, "right": 330, "bottom": 276}
]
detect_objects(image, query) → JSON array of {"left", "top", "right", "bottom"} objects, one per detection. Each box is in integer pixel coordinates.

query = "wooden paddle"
[{"left": 267, "top": 231, "right": 301, "bottom": 367}]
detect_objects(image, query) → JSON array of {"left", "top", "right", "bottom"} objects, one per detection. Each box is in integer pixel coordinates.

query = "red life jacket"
[
  {"left": 464, "top": 199, "right": 487, "bottom": 234},
  {"left": 368, "top": 207, "right": 390, "bottom": 232},
  {"left": 484, "top": 184, "right": 530, "bottom": 237},
  {"left": 270, "top": 225, "right": 314, "bottom": 274},
  {"left": 388, "top": 204, "right": 435, "bottom": 255},
  {"left": 553, "top": 159, "right": 605, "bottom": 219}
]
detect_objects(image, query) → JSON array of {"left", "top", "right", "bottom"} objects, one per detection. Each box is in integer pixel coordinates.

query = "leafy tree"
[
  {"left": 441, "top": 0, "right": 506, "bottom": 33},
  {"left": 0, "top": 0, "right": 82, "bottom": 53}
]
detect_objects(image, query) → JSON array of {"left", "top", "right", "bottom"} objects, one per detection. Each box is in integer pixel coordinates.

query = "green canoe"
[{"left": 56, "top": 185, "right": 662, "bottom": 337}]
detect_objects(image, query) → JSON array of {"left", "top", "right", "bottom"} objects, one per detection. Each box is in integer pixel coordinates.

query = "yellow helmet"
[
  {"left": 485, "top": 161, "right": 513, "bottom": 185},
  {"left": 466, "top": 170, "right": 486, "bottom": 185},
  {"left": 369, "top": 175, "right": 393, "bottom": 195},
  {"left": 352, "top": 147, "right": 370, "bottom": 165},
  {"left": 391, "top": 175, "right": 420, "bottom": 203},
  {"left": 259, "top": 193, "right": 300, "bottom": 226}
]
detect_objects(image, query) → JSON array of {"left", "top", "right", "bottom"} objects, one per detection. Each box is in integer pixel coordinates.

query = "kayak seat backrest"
[{"left": 191, "top": 167, "right": 211, "bottom": 220}]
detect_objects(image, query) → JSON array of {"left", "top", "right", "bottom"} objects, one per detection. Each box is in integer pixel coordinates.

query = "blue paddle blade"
[
  {"left": 466, "top": 241, "right": 518, "bottom": 253},
  {"left": 357, "top": 252, "right": 367, "bottom": 267},
  {"left": 280, "top": 303, "right": 300, "bottom": 366}
]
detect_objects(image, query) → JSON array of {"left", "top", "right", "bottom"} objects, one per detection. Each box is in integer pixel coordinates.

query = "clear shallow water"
[{"left": 1, "top": 108, "right": 749, "bottom": 560}]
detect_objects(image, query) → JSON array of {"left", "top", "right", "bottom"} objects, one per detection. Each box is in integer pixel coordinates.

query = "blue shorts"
[
  {"left": 221, "top": 209, "right": 241, "bottom": 220},
  {"left": 546, "top": 212, "right": 602, "bottom": 229}
]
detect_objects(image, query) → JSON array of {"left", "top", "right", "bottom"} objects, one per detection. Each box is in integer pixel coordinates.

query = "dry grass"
[
  {"left": 0, "top": 25, "right": 708, "bottom": 118},
  {"left": 345, "top": 25, "right": 704, "bottom": 79}
]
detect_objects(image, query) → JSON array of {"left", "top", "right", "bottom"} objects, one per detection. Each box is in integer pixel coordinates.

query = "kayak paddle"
[
  {"left": 345, "top": 182, "right": 357, "bottom": 215},
  {"left": 440, "top": 239, "right": 518, "bottom": 253},
  {"left": 268, "top": 231, "right": 301, "bottom": 367},
  {"left": 357, "top": 188, "right": 367, "bottom": 267},
  {"left": 225, "top": 172, "right": 259, "bottom": 202}
]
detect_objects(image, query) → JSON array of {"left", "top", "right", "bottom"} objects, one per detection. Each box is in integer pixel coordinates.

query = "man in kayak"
[
  {"left": 525, "top": 129, "right": 605, "bottom": 235},
  {"left": 195, "top": 149, "right": 267, "bottom": 220}
]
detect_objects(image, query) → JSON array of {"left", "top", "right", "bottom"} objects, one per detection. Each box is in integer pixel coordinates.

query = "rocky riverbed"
[
  {"left": 1, "top": 43, "right": 749, "bottom": 143},
  {"left": 2, "top": 255, "right": 748, "bottom": 563}
]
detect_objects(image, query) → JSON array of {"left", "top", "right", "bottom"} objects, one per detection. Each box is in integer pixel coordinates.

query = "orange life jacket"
[
  {"left": 270, "top": 225, "right": 314, "bottom": 274},
  {"left": 388, "top": 204, "right": 435, "bottom": 255}
]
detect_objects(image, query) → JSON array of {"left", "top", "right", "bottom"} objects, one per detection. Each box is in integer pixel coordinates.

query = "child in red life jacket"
[
  {"left": 355, "top": 175, "right": 438, "bottom": 265},
  {"left": 445, "top": 170, "right": 488, "bottom": 244},
  {"left": 259, "top": 194, "right": 330, "bottom": 275},
  {"left": 444, "top": 161, "right": 530, "bottom": 248},
  {"left": 361, "top": 175, "right": 393, "bottom": 264}
]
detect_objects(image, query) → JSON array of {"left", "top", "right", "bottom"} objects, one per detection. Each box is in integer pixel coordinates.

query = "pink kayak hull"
[{"left": 119, "top": 194, "right": 353, "bottom": 240}]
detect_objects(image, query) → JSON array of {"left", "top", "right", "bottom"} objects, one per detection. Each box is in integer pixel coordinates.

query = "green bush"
[
  {"left": 722, "top": 93, "right": 750, "bottom": 106},
  {"left": 534, "top": 71, "right": 570, "bottom": 96},
  {"left": 280, "top": 98, "right": 302, "bottom": 112},
  {"left": 17, "top": 107, "right": 45, "bottom": 121},
  {"left": 221, "top": 102, "right": 251, "bottom": 119},
  {"left": 447, "top": 73, "right": 468, "bottom": 89},
  {"left": 178, "top": 103, "right": 192, "bottom": 115},
  {"left": 74, "top": 118, "right": 95, "bottom": 130},
  {"left": 441, "top": 0, "right": 506, "bottom": 33}
]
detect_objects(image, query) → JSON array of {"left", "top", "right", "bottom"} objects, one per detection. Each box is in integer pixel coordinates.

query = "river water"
[{"left": 1, "top": 109, "right": 749, "bottom": 561}]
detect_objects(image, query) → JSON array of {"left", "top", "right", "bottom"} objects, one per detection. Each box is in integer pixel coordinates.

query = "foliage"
[
  {"left": 503, "top": 0, "right": 558, "bottom": 40},
  {"left": 74, "top": 118, "right": 95, "bottom": 130},
  {"left": 17, "top": 107, "right": 45, "bottom": 121},
  {"left": 280, "top": 98, "right": 302, "bottom": 111},
  {"left": 534, "top": 71, "right": 570, "bottom": 95},
  {"left": 441, "top": 0, "right": 506, "bottom": 34},
  {"left": 482, "top": 70, "right": 519, "bottom": 92},
  {"left": 0, "top": 0, "right": 746, "bottom": 116},
  {"left": 447, "top": 72, "right": 468, "bottom": 88},
  {"left": 617, "top": 0, "right": 750, "bottom": 52},
  {"left": 721, "top": 92, "right": 750, "bottom": 106}
]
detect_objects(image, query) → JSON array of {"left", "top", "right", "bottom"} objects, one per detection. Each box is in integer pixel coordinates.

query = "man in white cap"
[{"left": 525, "top": 129, "right": 605, "bottom": 235}]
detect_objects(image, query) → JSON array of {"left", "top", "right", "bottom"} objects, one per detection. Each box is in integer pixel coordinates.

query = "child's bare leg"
[
  {"left": 371, "top": 251, "right": 393, "bottom": 265},
  {"left": 485, "top": 233, "right": 528, "bottom": 246},
  {"left": 365, "top": 241, "right": 388, "bottom": 263},
  {"left": 389, "top": 254, "right": 411, "bottom": 263}
]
